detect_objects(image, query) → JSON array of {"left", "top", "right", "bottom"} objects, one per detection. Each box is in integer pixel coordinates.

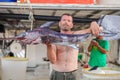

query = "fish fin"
[
  {"left": 97, "top": 15, "right": 106, "bottom": 26},
  {"left": 40, "top": 21, "right": 55, "bottom": 28}
]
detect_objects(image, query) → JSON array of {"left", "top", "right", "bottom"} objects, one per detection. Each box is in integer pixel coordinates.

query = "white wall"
[
  {"left": 109, "top": 40, "right": 119, "bottom": 61},
  {"left": 26, "top": 43, "right": 47, "bottom": 67},
  {"left": 35, "top": 43, "right": 47, "bottom": 64}
]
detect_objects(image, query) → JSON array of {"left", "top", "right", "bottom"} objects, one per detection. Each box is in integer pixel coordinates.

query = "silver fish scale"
[
  {"left": 16, "top": 31, "right": 40, "bottom": 44},
  {"left": 101, "top": 15, "right": 120, "bottom": 33}
]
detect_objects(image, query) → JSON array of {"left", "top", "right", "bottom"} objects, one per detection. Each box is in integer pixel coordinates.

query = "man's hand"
[
  {"left": 90, "top": 21, "right": 101, "bottom": 36},
  {"left": 41, "top": 36, "right": 52, "bottom": 44},
  {"left": 92, "top": 40, "right": 99, "bottom": 46}
]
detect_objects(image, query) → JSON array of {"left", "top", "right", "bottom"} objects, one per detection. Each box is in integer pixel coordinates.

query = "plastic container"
[
  {"left": 1, "top": 57, "right": 28, "bottom": 80},
  {"left": 0, "top": 0, "right": 17, "bottom": 2},
  {"left": 82, "top": 67, "right": 120, "bottom": 80}
]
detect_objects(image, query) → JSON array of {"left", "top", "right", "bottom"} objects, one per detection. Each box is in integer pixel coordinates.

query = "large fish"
[
  {"left": 0, "top": 15, "right": 120, "bottom": 49},
  {"left": 15, "top": 21, "right": 90, "bottom": 49}
]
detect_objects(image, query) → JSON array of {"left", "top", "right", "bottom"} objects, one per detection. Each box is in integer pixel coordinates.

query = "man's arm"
[
  {"left": 73, "top": 21, "right": 100, "bottom": 36},
  {"left": 46, "top": 44, "right": 57, "bottom": 64},
  {"left": 88, "top": 41, "right": 93, "bottom": 52},
  {"left": 97, "top": 45, "right": 108, "bottom": 54},
  {"left": 92, "top": 41, "right": 108, "bottom": 54}
]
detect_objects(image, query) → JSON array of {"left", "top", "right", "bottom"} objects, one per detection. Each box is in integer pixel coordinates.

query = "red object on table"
[{"left": 83, "top": 64, "right": 89, "bottom": 68}]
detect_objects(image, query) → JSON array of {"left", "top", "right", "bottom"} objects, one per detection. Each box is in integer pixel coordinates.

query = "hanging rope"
[
  {"left": 17, "top": 0, "right": 35, "bottom": 30},
  {"left": 27, "top": 0, "right": 35, "bottom": 30}
]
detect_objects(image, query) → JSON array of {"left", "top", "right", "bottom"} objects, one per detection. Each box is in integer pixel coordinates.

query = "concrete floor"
[
  {"left": 25, "top": 64, "right": 50, "bottom": 80},
  {"left": 25, "top": 63, "right": 120, "bottom": 80},
  {"left": 0, "top": 61, "right": 120, "bottom": 80}
]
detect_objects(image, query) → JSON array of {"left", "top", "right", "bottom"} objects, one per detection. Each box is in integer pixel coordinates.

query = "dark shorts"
[{"left": 50, "top": 69, "right": 77, "bottom": 80}]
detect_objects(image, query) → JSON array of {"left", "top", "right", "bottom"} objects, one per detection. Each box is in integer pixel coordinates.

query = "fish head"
[
  {"left": 16, "top": 30, "right": 40, "bottom": 44},
  {"left": 15, "top": 32, "right": 27, "bottom": 40}
]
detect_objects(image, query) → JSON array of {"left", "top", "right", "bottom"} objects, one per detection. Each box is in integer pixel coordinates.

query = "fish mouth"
[{"left": 16, "top": 37, "right": 26, "bottom": 40}]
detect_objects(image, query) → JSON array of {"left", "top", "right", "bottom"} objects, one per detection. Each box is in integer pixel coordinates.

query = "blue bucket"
[{"left": 0, "top": 0, "right": 17, "bottom": 2}]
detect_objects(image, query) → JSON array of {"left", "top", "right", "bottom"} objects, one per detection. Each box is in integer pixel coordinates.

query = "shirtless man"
[{"left": 46, "top": 13, "right": 101, "bottom": 80}]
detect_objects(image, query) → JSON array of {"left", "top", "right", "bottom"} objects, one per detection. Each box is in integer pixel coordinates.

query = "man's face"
[
  {"left": 97, "top": 36, "right": 103, "bottom": 40},
  {"left": 59, "top": 15, "right": 73, "bottom": 31}
]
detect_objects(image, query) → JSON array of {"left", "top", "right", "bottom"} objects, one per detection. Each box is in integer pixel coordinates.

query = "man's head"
[
  {"left": 96, "top": 35, "right": 103, "bottom": 40},
  {"left": 59, "top": 13, "right": 73, "bottom": 32}
]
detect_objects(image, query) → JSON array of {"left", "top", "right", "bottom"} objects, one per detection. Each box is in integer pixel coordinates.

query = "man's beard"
[{"left": 61, "top": 26, "right": 70, "bottom": 31}]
